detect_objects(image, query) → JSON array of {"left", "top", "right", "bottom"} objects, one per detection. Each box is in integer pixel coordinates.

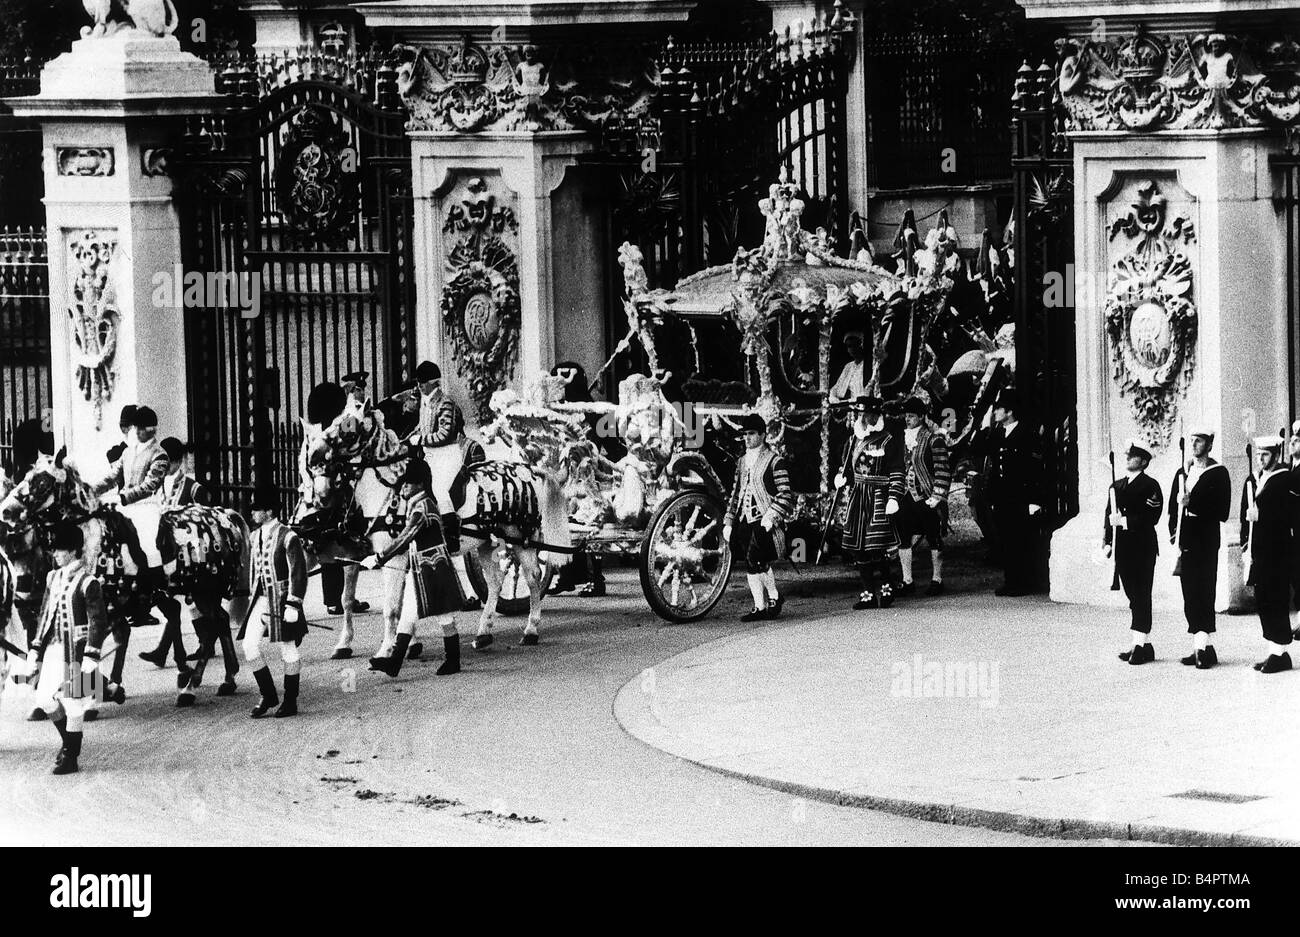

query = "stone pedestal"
[
  {"left": 408, "top": 132, "right": 596, "bottom": 427},
  {"left": 5, "top": 35, "right": 216, "bottom": 469},
  {"left": 1022, "top": 1, "right": 1300, "bottom": 614}
]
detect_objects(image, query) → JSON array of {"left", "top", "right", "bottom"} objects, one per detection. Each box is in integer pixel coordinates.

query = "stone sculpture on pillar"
[{"left": 81, "top": 0, "right": 180, "bottom": 39}]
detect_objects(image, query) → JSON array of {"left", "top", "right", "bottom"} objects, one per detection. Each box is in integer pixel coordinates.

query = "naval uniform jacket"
[
  {"left": 241, "top": 519, "right": 308, "bottom": 643},
  {"left": 30, "top": 562, "right": 110, "bottom": 698},
  {"left": 840, "top": 425, "right": 905, "bottom": 556},
  {"left": 1241, "top": 470, "right": 1297, "bottom": 588},
  {"left": 725, "top": 446, "right": 795, "bottom": 529},
  {"left": 1167, "top": 460, "right": 1230, "bottom": 552},
  {"left": 1103, "top": 472, "right": 1163, "bottom": 557},
  {"left": 375, "top": 491, "right": 463, "bottom": 617}
]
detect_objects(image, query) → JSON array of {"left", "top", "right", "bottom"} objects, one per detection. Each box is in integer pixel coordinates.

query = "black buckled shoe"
[
  {"left": 765, "top": 595, "right": 785, "bottom": 619},
  {"left": 1259, "top": 652, "right": 1293, "bottom": 674},
  {"left": 1195, "top": 646, "right": 1218, "bottom": 670},
  {"left": 1179, "top": 652, "right": 1198, "bottom": 666},
  {"left": 740, "top": 607, "right": 768, "bottom": 622},
  {"left": 897, "top": 581, "right": 916, "bottom": 597},
  {"left": 1127, "top": 643, "right": 1154, "bottom": 665},
  {"left": 853, "top": 590, "right": 877, "bottom": 611},
  {"left": 926, "top": 580, "right": 944, "bottom": 597}
]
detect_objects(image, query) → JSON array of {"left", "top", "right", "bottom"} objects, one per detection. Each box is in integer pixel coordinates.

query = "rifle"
[
  {"left": 1243, "top": 441, "right": 1257, "bottom": 582},
  {"left": 1107, "top": 450, "right": 1121, "bottom": 591},
  {"left": 1172, "top": 434, "right": 1186, "bottom": 577}
]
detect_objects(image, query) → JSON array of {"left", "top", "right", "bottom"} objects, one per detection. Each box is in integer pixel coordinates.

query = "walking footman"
[
  {"left": 722, "top": 414, "right": 794, "bottom": 621},
  {"left": 896, "top": 396, "right": 951, "bottom": 597}
]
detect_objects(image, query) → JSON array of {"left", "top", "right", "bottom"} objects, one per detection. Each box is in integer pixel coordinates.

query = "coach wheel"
[{"left": 640, "top": 489, "right": 733, "bottom": 623}]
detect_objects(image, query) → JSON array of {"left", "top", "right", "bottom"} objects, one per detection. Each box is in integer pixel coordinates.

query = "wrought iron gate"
[
  {"left": 175, "top": 56, "right": 415, "bottom": 510},
  {"left": 0, "top": 226, "right": 50, "bottom": 475},
  {"left": 1011, "top": 61, "right": 1077, "bottom": 533}
]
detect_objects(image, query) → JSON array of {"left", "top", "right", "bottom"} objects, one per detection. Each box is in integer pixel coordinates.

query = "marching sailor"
[
  {"left": 1167, "top": 427, "right": 1231, "bottom": 669},
  {"left": 138, "top": 436, "right": 211, "bottom": 673},
  {"left": 240, "top": 488, "right": 309, "bottom": 717},
  {"left": 360, "top": 458, "right": 464, "bottom": 676},
  {"left": 22, "top": 523, "right": 120, "bottom": 775},
  {"left": 722, "top": 414, "right": 794, "bottom": 621},
  {"left": 1242, "top": 435, "right": 1296, "bottom": 674},
  {"left": 897, "top": 396, "right": 952, "bottom": 597},
  {"left": 985, "top": 389, "right": 1045, "bottom": 597},
  {"left": 408, "top": 360, "right": 466, "bottom": 554},
  {"left": 836, "top": 395, "right": 905, "bottom": 610},
  {"left": 1106, "top": 440, "right": 1164, "bottom": 665}
]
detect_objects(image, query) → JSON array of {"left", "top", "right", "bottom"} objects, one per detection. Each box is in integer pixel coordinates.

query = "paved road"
[{"left": 0, "top": 563, "right": 1125, "bottom": 846}]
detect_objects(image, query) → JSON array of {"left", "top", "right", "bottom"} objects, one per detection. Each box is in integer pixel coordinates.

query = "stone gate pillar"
[
  {"left": 1023, "top": 1, "right": 1300, "bottom": 613},
  {"left": 5, "top": 32, "right": 215, "bottom": 469}
]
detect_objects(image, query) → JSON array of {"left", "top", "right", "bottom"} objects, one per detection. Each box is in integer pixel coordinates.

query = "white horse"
[{"left": 300, "top": 403, "right": 571, "bottom": 655}]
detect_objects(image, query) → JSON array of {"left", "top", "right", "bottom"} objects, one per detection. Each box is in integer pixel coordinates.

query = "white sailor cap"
[
  {"left": 1189, "top": 425, "right": 1215, "bottom": 440},
  {"left": 1254, "top": 434, "right": 1285, "bottom": 452}
]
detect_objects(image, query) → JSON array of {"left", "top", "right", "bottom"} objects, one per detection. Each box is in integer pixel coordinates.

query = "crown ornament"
[
  {"left": 448, "top": 35, "right": 489, "bottom": 84},
  {"left": 1116, "top": 27, "right": 1166, "bottom": 81}
]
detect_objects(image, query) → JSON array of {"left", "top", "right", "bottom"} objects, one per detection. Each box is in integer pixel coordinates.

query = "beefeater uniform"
[
  {"left": 725, "top": 444, "right": 795, "bottom": 575},
  {"left": 1168, "top": 458, "right": 1230, "bottom": 635},
  {"left": 841, "top": 422, "right": 905, "bottom": 604},
  {"left": 1104, "top": 469, "right": 1163, "bottom": 634},
  {"left": 1243, "top": 467, "right": 1296, "bottom": 650},
  {"left": 375, "top": 489, "right": 464, "bottom": 619},
  {"left": 241, "top": 519, "right": 308, "bottom": 645}
]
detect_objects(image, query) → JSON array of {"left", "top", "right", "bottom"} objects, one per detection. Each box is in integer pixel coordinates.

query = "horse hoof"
[
  {"left": 83, "top": 709, "right": 99, "bottom": 722},
  {"left": 176, "top": 693, "right": 195, "bottom": 708},
  {"left": 330, "top": 648, "right": 353, "bottom": 660},
  {"left": 406, "top": 642, "right": 423, "bottom": 660},
  {"left": 176, "top": 669, "right": 194, "bottom": 690},
  {"left": 216, "top": 680, "right": 236, "bottom": 697},
  {"left": 520, "top": 633, "right": 539, "bottom": 647},
  {"left": 472, "top": 634, "right": 494, "bottom": 651}
]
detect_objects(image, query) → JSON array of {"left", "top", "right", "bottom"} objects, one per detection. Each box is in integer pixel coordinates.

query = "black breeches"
[
  {"left": 732, "top": 521, "right": 778, "bottom": 574},
  {"left": 321, "top": 563, "right": 344, "bottom": 606},
  {"left": 1178, "top": 549, "right": 1218, "bottom": 634}
]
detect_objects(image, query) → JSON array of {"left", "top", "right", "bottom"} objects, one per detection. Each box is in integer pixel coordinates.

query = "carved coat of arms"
[{"left": 1104, "top": 181, "right": 1197, "bottom": 447}]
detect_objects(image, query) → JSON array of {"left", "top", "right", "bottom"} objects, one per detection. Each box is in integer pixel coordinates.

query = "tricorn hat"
[
  {"left": 736, "top": 413, "right": 767, "bottom": 435},
  {"left": 340, "top": 370, "right": 369, "bottom": 387},
  {"left": 414, "top": 360, "right": 441, "bottom": 383},
  {"left": 131, "top": 406, "right": 158, "bottom": 429},
  {"left": 250, "top": 486, "right": 280, "bottom": 512},
  {"left": 851, "top": 394, "right": 883, "bottom": 412},
  {"left": 902, "top": 396, "right": 927, "bottom": 416}
]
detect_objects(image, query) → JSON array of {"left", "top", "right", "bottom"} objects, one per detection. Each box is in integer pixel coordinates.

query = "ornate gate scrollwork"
[
  {"left": 441, "top": 176, "right": 520, "bottom": 421},
  {"left": 1104, "top": 180, "right": 1197, "bottom": 447},
  {"left": 274, "top": 105, "right": 360, "bottom": 242}
]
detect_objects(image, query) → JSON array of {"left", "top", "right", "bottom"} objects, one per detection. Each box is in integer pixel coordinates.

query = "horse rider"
[{"left": 408, "top": 360, "right": 467, "bottom": 554}]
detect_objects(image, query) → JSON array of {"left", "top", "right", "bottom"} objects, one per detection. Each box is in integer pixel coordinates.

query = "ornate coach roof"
[{"left": 666, "top": 251, "right": 897, "bottom": 316}]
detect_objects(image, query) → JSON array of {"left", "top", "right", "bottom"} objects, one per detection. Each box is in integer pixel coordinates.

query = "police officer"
[
  {"left": 984, "top": 389, "right": 1045, "bottom": 596},
  {"left": 1168, "top": 427, "right": 1230, "bottom": 668},
  {"left": 1107, "top": 440, "right": 1163, "bottom": 665}
]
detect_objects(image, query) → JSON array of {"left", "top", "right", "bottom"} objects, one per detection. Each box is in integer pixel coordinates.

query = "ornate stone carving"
[
  {"left": 67, "top": 231, "right": 120, "bottom": 430},
  {"left": 80, "top": 0, "right": 179, "bottom": 39},
  {"left": 1057, "top": 26, "right": 1300, "bottom": 131},
  {"left": 141, "top": 147, "right": 171, "bottom": 177},
  {"left": 393, "top": 38, "right": 656, "bottom": 134},
  {"left": 441, "top": 177, "right": 520, "bottom": 422},
  {"left": 56, "top": 147, "right": 114, "bottom": 177},
  {"left": 275, "top": 106, "right": 359, "bottom": 243},
  {"left": 1104, "top": 181, "right": 1197, "bottom": 447}
]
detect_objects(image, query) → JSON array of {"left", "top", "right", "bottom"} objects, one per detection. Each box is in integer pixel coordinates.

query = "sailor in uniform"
[
  {"left": 360, "top": 458, "right": 464, "bottom": 676},
  {"left": 20, "top": 523, "right": 119, "bottom": 775},
  {"left": 408, "top": 360, "right": 467, "bottom": 553},
  {"left": 896, "top": 396, "right": 952, "bottom": 597},
  {"left": 1242, "top": 435, "right": 1296, "bottom": 674},
  {"left": 240, "top": 488, "right": 309, "bottom": 717},
  {"left": 1106, "top": 440, "right": 1164, "bottom": 665},
  {"left": 836, "top": 395, "right": 905, "bottom": 610},
  {"left": 722, "top": 414, "right": 794, "bottom": 621},
  {"left": 1167, "top": 427, "right": 1231, "bottom": 669}
]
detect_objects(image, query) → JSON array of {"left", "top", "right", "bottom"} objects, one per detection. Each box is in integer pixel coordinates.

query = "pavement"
[
  {"left": 0, "top": 556, "right": 1122, "bottom": 846},
  {"left": 615, "top": 567, "right": 1300, "bottom": 846}
]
